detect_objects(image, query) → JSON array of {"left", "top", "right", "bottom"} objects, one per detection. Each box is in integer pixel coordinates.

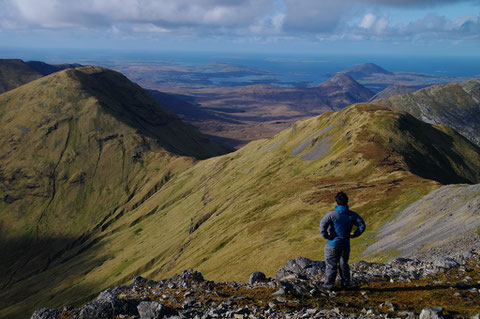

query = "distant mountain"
[
  {"left": 317, "top": 72, "right": 374, "bottom": 102},
  {"left": 369, "top": 84, "right": 416, "bottom": 101},
  {"left": 342, "top": 62, "right": 393, "bottom": 79},
  {"left": 3, "top": 99, "right": 480, "bottom": 318},
  {"left": 0, "top": 59, "right": 82, "bottom": 94},
  {"left": 0, "top": 59, "right": 43, "bottom": 93},
  {"left": 375, "top": 79, "right": 480, "bottom": 146},
  {"left": 26, "top": 60, "right": 83, "bottom": 76},
  {"left": 197, "top": 73, "right": 374, "bottom": 115}
]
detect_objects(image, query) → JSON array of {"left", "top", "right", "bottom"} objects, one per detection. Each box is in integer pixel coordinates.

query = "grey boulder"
[{"left": 137, "top": 301, "right": 177, "bottom": 319}]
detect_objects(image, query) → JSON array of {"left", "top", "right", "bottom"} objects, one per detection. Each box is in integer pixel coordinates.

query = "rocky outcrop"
[
  {"left": 275, "top": 256, "right": 325, "bottom": 280},
  {"left": 30, "top": 250, "right": 480, "bottom": 319}
]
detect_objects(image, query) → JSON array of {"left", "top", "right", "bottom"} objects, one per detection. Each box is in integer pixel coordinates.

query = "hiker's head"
[{"left": 335, "top": 192, "right": 348, "bottom": 206}]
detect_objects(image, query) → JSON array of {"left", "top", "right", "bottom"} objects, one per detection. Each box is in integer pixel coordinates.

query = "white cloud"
[
  {"left": 0, "top": 0, "right": 479, "bottom": 45},
  {"left": 364, "top": 0, "right": 476, "bottom": 8},
  {"left": 131, "top": 23, "right": 169, "bottom": 33},
  {"left": 1, "top": 0, "right": 273, "bottom": 30},
  {"left": 360, "top": 13, "right": 377, "bottom": 29},
  {"left": 358, "top": 13, "right": 389, "bottom": 34},
  {"left": 375, "top": 16, "right": 389, "bottom": 34},
  {"left": 272, "top": 13, "right": 286, "bottom": 32}
]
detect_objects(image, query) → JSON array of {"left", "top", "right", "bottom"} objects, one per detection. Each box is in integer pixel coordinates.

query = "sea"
[{"left": 2, "top": 47, "right": 480, "bottom": 88}]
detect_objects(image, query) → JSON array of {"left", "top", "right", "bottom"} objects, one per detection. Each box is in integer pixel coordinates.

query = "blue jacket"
[{"left": 319, "top": 205, "right": 366, "bottom": 248}]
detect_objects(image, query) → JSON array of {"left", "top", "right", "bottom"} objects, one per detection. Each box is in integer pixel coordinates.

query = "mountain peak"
[
  {"left": 326, "top": 72, "right": 357, "bottom": 86},
  {"left": 343, "top": 63, "right": 393, "bottom": 79},
  {"left": 317, "top": 73, "right": 374, "bottom": 102}
]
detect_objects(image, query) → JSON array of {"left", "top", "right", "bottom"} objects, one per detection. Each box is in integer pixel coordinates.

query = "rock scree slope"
[{"left": 364, "top": 183, "right": 480, "bottom": 259}]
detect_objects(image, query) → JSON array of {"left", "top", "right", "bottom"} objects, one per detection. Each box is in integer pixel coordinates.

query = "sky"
[{"left": 1, "top": 0, "right": 480, "bottom": 56}]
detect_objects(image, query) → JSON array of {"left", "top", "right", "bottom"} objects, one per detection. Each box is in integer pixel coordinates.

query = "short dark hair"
[{"left": 335, "top": 192, "right": 348, "bottom": 206}]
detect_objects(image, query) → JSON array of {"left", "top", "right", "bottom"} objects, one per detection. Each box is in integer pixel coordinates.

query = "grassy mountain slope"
[
  {"left": 3, "top": 98, "right": 480, "bottom": 318},
  {"left": 0, "top": 59, "right": 43, "bottom": 94},
  {"left": 0, "top": 66, "right": 227, "bottom": 318},
  {"left": 375, "top": 79, "right": 480, "bottom": 146}
]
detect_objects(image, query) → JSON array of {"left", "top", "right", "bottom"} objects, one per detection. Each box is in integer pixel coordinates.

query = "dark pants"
[{"left": 324, "top": 244, "right": 350, "bottom": 289}]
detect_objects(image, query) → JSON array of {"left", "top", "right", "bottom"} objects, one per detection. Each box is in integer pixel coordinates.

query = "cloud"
[
  {"left": 350, "top": 12, "right": 480, "bottom": 42},
  {"left": 364, "top": 0, "right": 479, "bottom": 8},
  {"left": 283, "top": 0, "right": 352, "bottom": 33},
  {"left": 1, "top": 0, "right": 273, "bottom": 30},
  {"left": 360, "top": 13, "right": 377, "bottom": 29},
  {"left": 0, "top": 0, "right": 479, "bottom": 47},
  {"left": 248, "top": 13, "right": 285, "bottom": 35}
]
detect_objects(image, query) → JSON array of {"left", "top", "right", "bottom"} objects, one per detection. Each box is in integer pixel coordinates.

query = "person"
[{"left": 319, "top": 191, "right": 366, "bottom": 291}]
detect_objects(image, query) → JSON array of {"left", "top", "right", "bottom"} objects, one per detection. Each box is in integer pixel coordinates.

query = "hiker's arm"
[
  {"left": 351, "top": 213, "right": 366, "bottom": 238},
  {"left": 319, "top": 214, "right": 334, "bottom": 240}
]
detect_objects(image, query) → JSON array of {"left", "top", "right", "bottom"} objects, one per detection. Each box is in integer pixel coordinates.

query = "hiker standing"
[{"left": 319, "top": 191, "right": 366, "bottom": 290}]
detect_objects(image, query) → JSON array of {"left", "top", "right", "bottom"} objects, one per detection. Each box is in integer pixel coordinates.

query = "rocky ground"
[{"left": 31, "top": 249, "right": 480, "bottom": 319}]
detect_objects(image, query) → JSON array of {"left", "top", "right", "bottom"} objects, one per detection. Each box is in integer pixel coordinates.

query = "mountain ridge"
[
  {"left": 375, "top": 79, "right": 480, "bottom": 146},
  {"left": 0, "top": 58, "right": 83, "bottom": 94},
  {"left": 369, "top": 84, "right": 416, "bottom": 101},
  {"left": 0, "top": 59, "right": 43, "bottom": 93}
]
